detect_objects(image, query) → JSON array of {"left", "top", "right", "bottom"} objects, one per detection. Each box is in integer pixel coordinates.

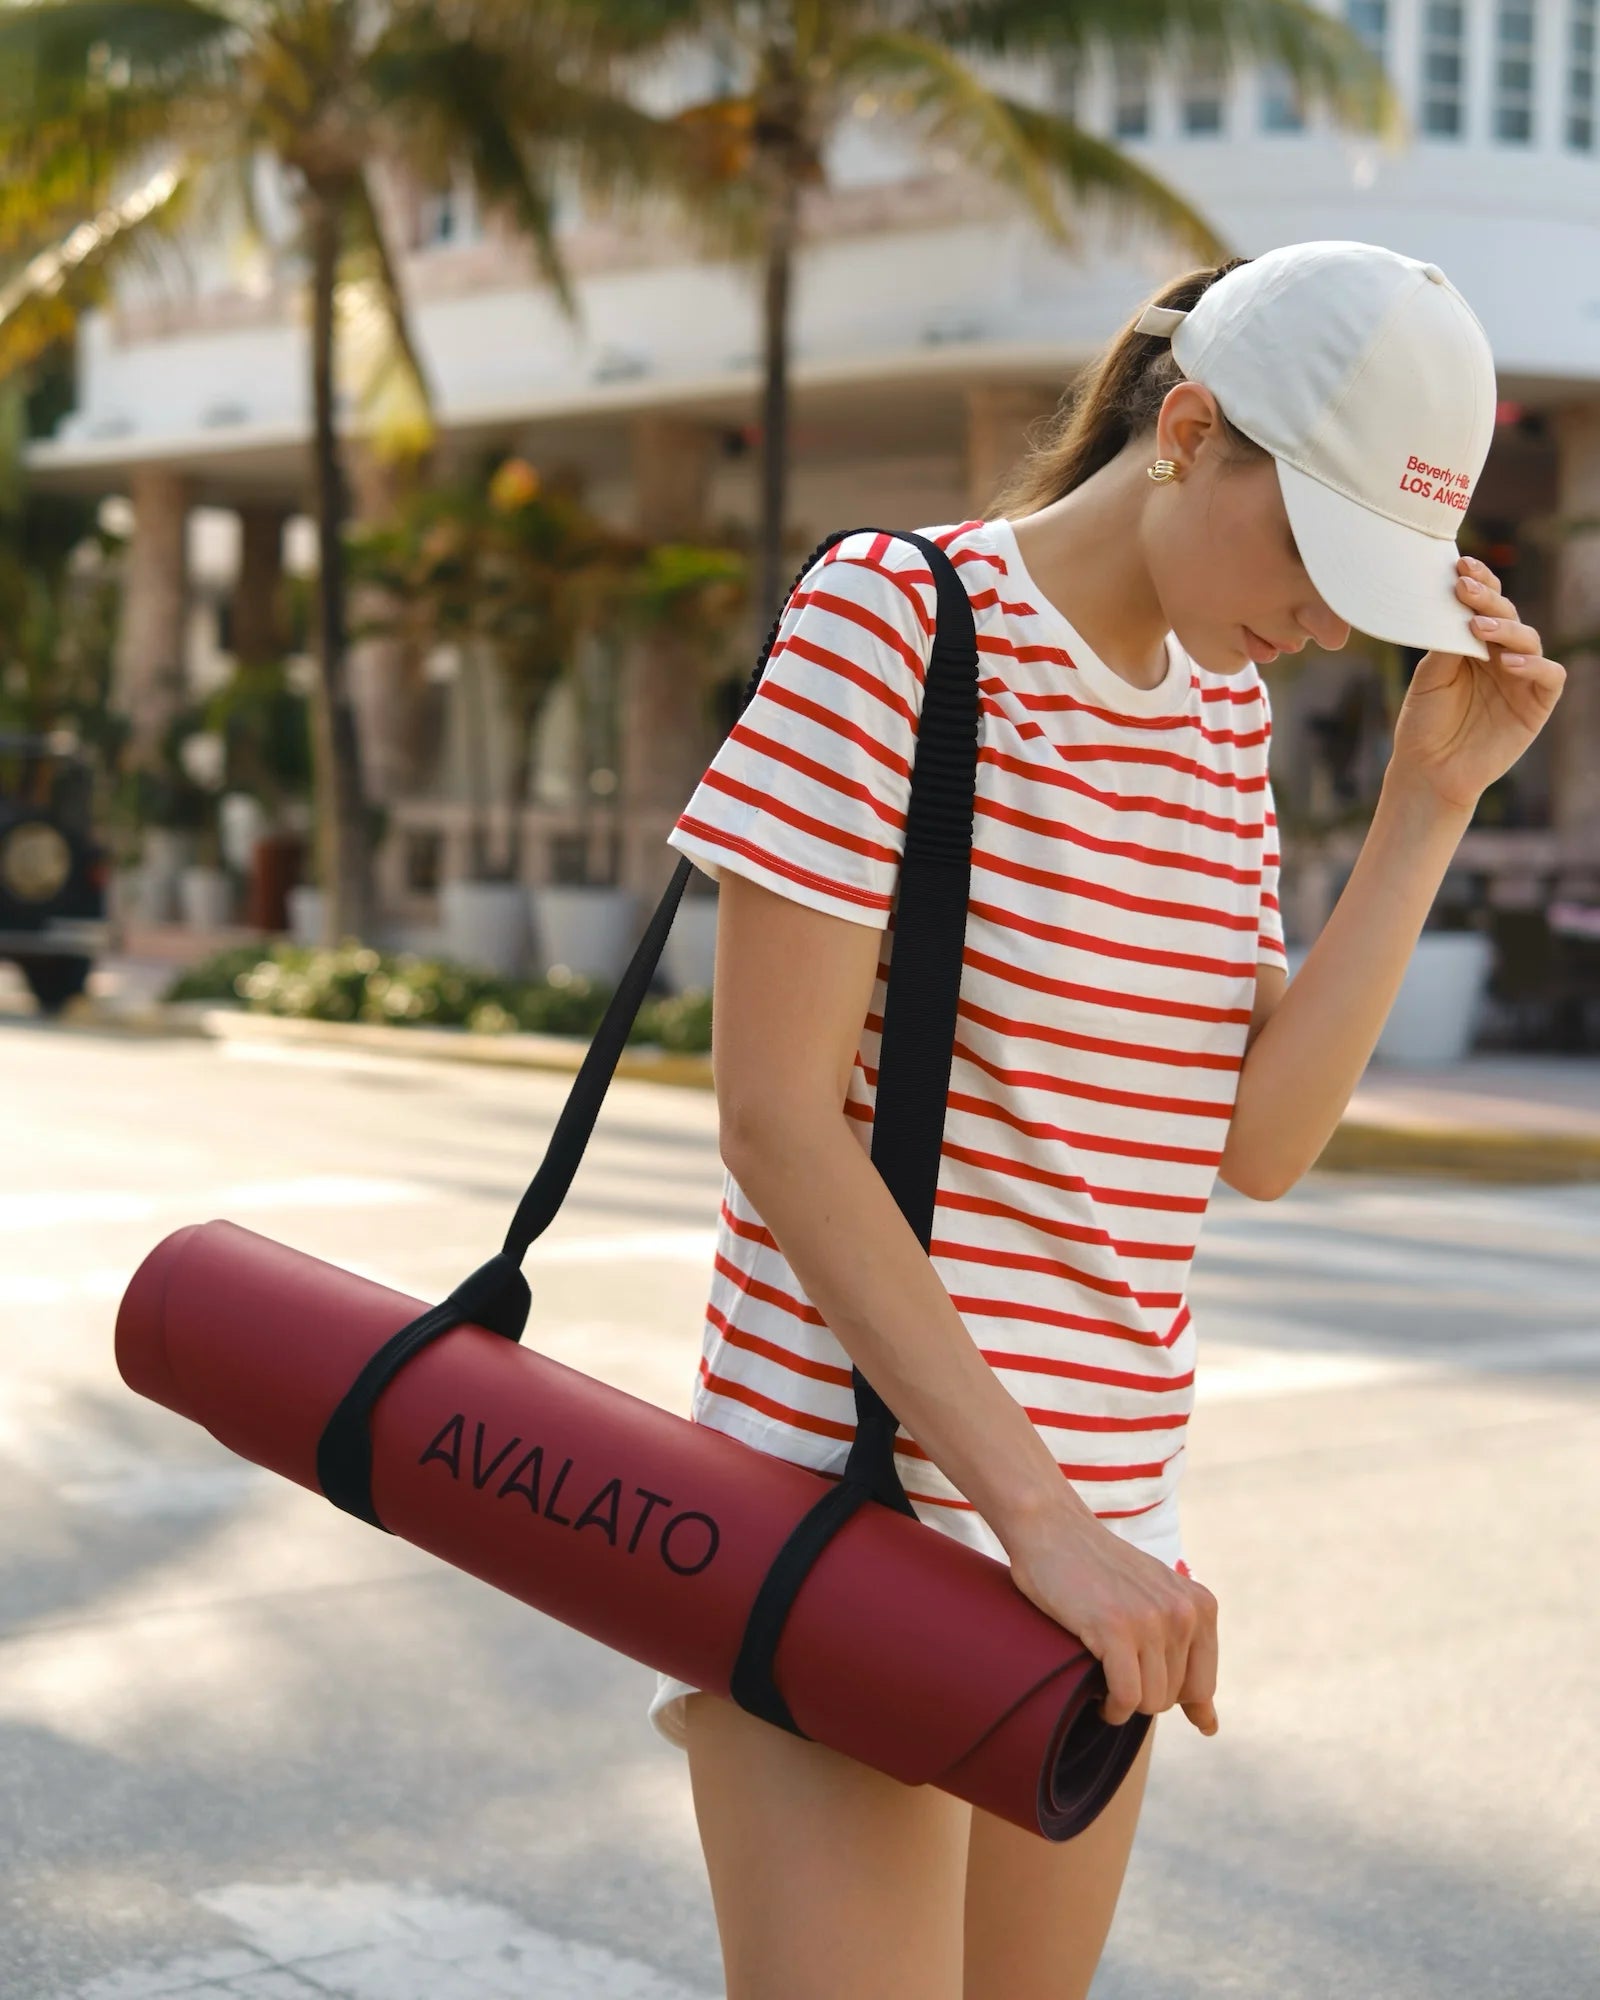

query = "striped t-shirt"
[{"left": 664, "top": 516, "right": 1285, "bottom": 1561}]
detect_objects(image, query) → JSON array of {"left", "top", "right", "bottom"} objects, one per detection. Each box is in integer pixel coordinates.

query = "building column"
[
  {"left": 232, "top": 503, "right": 289, "bottom": 665},
  {"left": 112, "top": 466, "right": 191, "bottom": 767},
  {"left": 618, "top": 415, "right": 723, "bottom": 901},
  {"left": 1547, "top": 401, "right": 1600, "bottom": 846},
  {"left": 964, "top": 383, "right": 1060, "bottom": 516}
]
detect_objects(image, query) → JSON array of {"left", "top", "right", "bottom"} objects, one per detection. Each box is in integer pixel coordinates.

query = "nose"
[{"left": 1296, "top": 598, "right": 1351, "bottom": 651}]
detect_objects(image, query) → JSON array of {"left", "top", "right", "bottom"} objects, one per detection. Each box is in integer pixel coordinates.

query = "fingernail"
[
  {"left": 1473, "top": 614, "right": 1498, "bottom": 630},
  {"left": 1463, "top": 577, "right": 1483, "bottom": 593}
]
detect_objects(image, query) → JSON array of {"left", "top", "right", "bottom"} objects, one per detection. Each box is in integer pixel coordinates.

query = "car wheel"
[{"left": 22, "top": 954, "right": 93, "bottom": 1015}]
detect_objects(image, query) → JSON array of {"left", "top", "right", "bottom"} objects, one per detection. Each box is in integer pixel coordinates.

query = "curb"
[
  {"left": 41, "top": 999, "right": 1600, "bottom": 1183},
  {"left": 193, "top": 1005, "right": 718, "bottom": 1093}
]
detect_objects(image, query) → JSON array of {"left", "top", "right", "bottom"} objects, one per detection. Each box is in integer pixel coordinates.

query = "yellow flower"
[{"left": 489, "top": 458, "right": 541, "bottom": 512}]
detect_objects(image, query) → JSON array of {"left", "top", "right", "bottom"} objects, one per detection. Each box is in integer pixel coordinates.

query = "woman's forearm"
[
  {"left": 722, "top": 1104, "right": 1099, "bottom": 1554},
  {"left": 1220, "top": 769, "right": 1475, "bottom": 1198}
]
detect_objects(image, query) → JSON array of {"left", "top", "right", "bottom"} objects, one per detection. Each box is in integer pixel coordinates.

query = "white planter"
[
  {"left": 286, "top": 884, "right": 325, "bottom": 947},
  {"left": 660, "top": 890, "right": 718, "bottom": 994},
  {"left": 1374, "top": 931, "right": 1492, "bottom": 1066},
  {"left": 218, "top": 791, "right": 267, "bottom": 874},
  {"left": 108, "top": 863, "right": 145, "bottom": 925},
  {"left": 529, "top": 884, "right": 639, "bottom": 983},
  {"left": 178, "top": 864, "right": 234, "bottom": 930},
  {"left": 137, "top": 827, "right": 193, "bottom": 924},
  {"left": 441, "top": 878, "right": 531, "bottom": 980}
]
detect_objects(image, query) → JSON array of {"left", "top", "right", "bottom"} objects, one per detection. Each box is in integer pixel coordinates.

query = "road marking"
[{"left": 54, "top": 1877, "right": 712, "bottom": 1999}]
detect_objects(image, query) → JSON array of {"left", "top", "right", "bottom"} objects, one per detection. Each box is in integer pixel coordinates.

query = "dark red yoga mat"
[{"left": 115, "top": 1216, "right": 1149, "bottom": 1839}]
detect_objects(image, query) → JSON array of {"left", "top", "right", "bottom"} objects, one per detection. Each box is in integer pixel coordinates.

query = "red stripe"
[
  {"left": 672, "top": 814, "right": 890, "bottom": 913},
  {"left": 696, "top": 1359, "right": 1187, "bottom": 1486},
  {"left": 929, "top": 994, "right": 1243, "bottom": 1072},
  {"left": 984, "top": 745, "right": 1267, "bottom": 837},
  {"left": 982, "top": 678, "right": 1269, "bottom": 748},
  {"left": 958, "top": 943, "right": 1252, "bottom": 1025},
  {"left": 977, "top": 792, "right": 1265, "bottom": 885},
  {"left": 967, "top": 897, "right": 1259, "bottom": 979},
  {"left": 971, "top": 844, "right": 1261, "bottom": 933}
]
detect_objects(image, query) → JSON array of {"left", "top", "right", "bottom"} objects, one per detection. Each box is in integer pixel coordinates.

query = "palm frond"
[
  {"left": 339, "top": 165, "right": 436, "bottom": 461},
  {"left": 364, "top": 28, "right": 586, "bottom": 322},
  {"left": 0, "top": 0, "right": 239, "bottom": 124},
  {"left": 921, "top": 0, "right": 1402, "bottom": 145},
  {"left": 0, "top": 157, "right": 190, "bottom": 375},
  {"left": 988, "top": 92, "right": 1233, "bottom": 261}
]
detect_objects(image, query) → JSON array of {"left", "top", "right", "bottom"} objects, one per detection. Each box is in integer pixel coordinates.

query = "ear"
[{"left": 1156, "top": 380, "right": 1226, "bottom": 474}]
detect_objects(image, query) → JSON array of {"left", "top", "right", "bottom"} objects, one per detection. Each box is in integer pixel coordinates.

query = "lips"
[{"left": 1241, "top": 625, "right": 1281, "bottom": 664}]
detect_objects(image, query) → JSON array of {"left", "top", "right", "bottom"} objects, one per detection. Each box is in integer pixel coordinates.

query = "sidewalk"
[{"left": 11, "top": 938, "right": 1600, "bottom": 1180}]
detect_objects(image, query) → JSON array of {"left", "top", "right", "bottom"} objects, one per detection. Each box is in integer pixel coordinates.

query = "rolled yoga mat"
[{"left": 115, "top": 1215, "right": 1150, "bottom": 1840}]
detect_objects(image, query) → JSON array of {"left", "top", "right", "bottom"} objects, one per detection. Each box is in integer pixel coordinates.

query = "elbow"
[
  {"left": 1217, "top": 1149, "right": 1300, "bottom": 1202},
  {"left": 717, "top": 1093, "right": 819, "bottom": 1181}
]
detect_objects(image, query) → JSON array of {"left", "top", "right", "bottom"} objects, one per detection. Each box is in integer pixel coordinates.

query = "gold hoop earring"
[{"left": 1147, "top": 458, "right": 1179, "bottom": 483}]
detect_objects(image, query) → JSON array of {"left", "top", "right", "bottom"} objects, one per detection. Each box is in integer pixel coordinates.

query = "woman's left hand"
[{"left": 1389, "top": 554, "right": 1566, "bottom": 812}]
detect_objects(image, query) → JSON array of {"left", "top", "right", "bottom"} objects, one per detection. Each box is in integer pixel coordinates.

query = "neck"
[{"left": 1005, "top": 445, "right": 1172, "bottom": 691}]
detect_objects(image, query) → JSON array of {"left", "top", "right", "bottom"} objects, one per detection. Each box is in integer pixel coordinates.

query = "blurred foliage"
[{"left": 164, "top": 937, "right": 713, "bottom": 1050}]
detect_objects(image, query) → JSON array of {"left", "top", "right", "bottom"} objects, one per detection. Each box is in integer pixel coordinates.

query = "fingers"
[
  {"left": 1455, "top": 559, "right": 1550, "bottom": 661},
  {"left": 1457, "top": 552, "right": 1502, "bottom": 597},
  {"left": 1097, "top": 1640, "right": 1143, "bottom": 1728},
  {"left": 1096, "top": 1573, "right": 1217, "bottom": 1735},
  {"left": 1180, "top": 1582, "right": 1220, "bottom": 1736},
  {"left": 1469, "top": 612, "right": 1543, "bottom": 653}
]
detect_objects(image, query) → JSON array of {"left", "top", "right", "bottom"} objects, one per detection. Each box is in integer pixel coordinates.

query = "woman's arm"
[
  {"left": 709, "top": 869, "right": 1099, "bottom": 1554},
  {"left": 1218, "top": 775, "right": 1471, "bottom": 1198},
  {"left": 1219, "top": 552, "right": 1565, "bottom": 1200}
]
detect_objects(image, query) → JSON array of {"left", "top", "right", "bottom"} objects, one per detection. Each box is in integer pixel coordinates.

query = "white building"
[{"left": 24, "top": 0, "right": 1600, "bottom": 957}]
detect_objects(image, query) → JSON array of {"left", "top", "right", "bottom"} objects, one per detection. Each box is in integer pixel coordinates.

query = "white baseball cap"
[{"left": 1134, "top": 238, "right": 1497, "bottom": 660}]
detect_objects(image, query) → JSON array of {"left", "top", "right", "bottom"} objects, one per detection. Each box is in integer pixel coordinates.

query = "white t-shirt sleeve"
[{"left": 666, "top": 531, "right": 937, "bottom": 930}]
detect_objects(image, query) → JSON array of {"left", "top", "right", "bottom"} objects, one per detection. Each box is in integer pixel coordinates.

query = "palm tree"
[
  {"left": 638, "top": 1, "right": 1404, "bottom": 629},
  {"left": 0, "top": 0, "right": 700, "bottom": 944}
]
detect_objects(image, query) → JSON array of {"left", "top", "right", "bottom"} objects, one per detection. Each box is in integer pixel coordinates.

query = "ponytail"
[{"left": 987, "top": 256, "right": 1267, "bottom": 517}]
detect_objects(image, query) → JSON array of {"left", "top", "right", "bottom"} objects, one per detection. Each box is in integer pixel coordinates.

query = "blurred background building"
[{"left": 14, "top": 0, "right": 1600, "bottom": 1039}]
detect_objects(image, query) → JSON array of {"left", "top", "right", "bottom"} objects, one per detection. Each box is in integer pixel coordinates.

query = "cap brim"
[{"left": 1276, "top": 457, "right": 1490, "bottom": 660}]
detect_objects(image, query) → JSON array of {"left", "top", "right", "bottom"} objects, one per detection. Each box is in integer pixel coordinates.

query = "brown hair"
[{"left": 988, "top": 256, "right": 1268, "bottom": 517}]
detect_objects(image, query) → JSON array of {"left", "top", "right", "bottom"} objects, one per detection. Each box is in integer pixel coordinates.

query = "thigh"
[
  {"left": 683, "top": 1689, "right": 972, "bottom": 2000},
  {"left": 962, "top": 1716, "right": 1158, "bottom": 2000}
]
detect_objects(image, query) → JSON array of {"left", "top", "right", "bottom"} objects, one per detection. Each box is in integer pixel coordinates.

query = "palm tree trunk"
[
  {"left": 757, "top": 171, "right": 800, "bottom": 641},
  {"left": 306, "top": 176, "right": 375, "bottom": 946}
]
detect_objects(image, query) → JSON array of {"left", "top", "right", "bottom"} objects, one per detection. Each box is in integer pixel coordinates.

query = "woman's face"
[{"left": 1140, "top": 380, "right": 1352, "bottom": 675}]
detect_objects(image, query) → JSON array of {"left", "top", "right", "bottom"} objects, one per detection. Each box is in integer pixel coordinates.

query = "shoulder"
[{"left": 791, "top": 521, "right": 993, "bottom": 633}]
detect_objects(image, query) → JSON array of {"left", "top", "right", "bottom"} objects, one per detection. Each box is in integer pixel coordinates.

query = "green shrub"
[
  {"left": 164, "top": 943, "right": 276, "bottom": 1003},
  {"left": 161, "top": 940, "right": 713, "bottom": 1053}
]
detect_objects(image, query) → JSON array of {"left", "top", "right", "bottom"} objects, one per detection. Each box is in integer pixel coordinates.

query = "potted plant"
[
  {"left": 170, "top": 718, "right": 236, "bottom": 929},
  {"left": 200, "top": 654, "right": 313, "bottom": 932},
  {"left": 349, "top": 475, "right": 533, "bottom": 977}
]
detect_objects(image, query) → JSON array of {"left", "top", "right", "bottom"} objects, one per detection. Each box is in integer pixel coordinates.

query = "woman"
[{"left": 650, "top": 241, "right": 1564, "bottom": 1999}]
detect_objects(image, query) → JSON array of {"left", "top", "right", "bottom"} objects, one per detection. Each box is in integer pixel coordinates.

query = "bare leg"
[
  {"left": 962, "top": 1717, "right": 1158, "bottom": 2000},
  {"left": 683, "top": 1689, "right": 972, "bottom": 2000}
]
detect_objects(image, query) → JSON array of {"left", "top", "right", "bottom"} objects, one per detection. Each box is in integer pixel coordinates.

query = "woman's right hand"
[{"left": 1005, "top": 1509, "right": 1220, "bottom": 1736}]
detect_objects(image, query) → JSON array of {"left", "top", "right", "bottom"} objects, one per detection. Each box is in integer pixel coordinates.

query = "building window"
[
  {"left": 415, "top": 178, "right": 479, "bottom": 249},
  {"left": 1494, "top": 1, "right": 1538, "bottom": 141},
  {"left": 1569, "top": 0, "right": 1598, "bottom": 148},
  {"left": 1111, "top": 48, "right": 1151, "bottom": 138},
  {"left": 1048, "top": 46, "right": 1082, "bottom": 123},
  {"left": 1259, "top": 59, "right": 1306, "bottom": 132},
  {"left": 1181, "top": 48, "right": 1229, "bottom": 134},
  {"left": 1346, "top": 0, "right": 1390, "bottom": 59},
  {"left": 1420, "top": 1, "right": 1468, "bottom": 136}
]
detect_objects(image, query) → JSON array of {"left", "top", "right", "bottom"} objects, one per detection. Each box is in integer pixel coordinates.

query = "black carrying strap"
[{"left": 315, "top": 526, "right": 979, "bottom": 1740}]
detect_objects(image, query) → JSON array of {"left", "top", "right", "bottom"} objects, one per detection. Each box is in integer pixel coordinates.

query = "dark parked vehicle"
[{"left": 0, "top": 731, "right": 112, "bottom": 1014}]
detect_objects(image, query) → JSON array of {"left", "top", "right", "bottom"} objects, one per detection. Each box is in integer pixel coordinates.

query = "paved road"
[{"left": 1, "top": 1018, "right": 1596, "bottom": 1999}]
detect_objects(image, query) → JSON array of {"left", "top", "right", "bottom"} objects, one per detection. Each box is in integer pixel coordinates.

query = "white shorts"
[{"left": 646, "top": 1483, "right": 1189, "bottom": 1752}]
